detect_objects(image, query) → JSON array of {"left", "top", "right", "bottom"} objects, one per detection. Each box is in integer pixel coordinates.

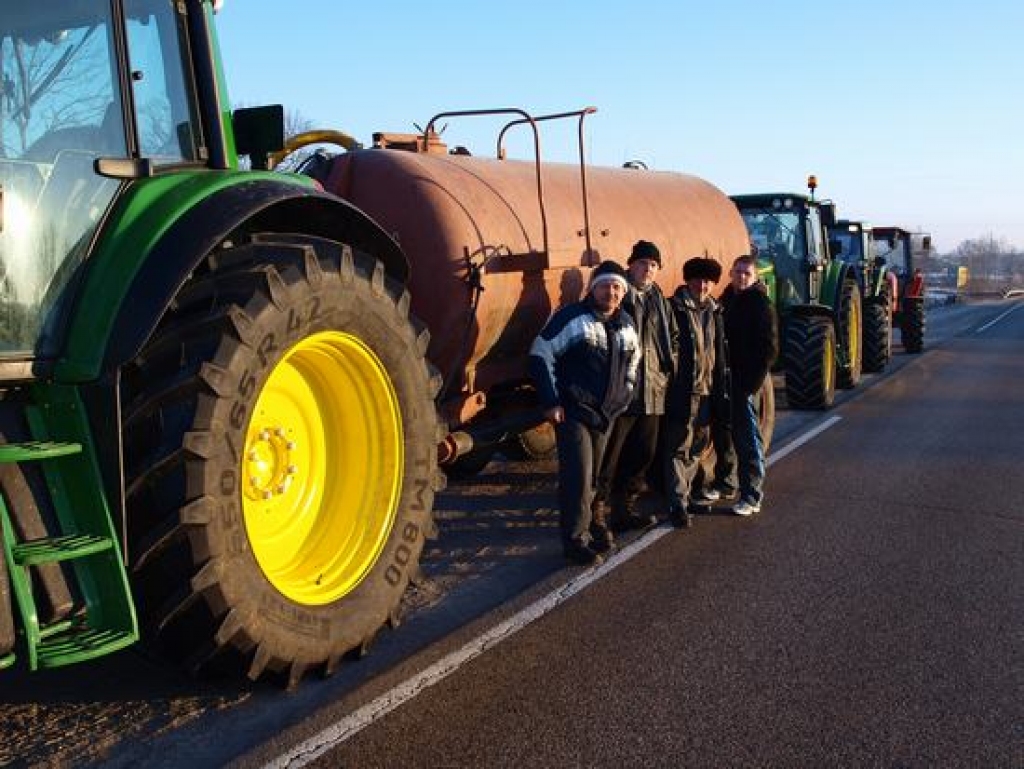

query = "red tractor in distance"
[{"left": 870, "top": 227, "right": 932, "bottom": 353}]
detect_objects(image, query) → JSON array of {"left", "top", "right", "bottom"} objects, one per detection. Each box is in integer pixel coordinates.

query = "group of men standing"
[{"left": 529, "top": 241, "right": 778, "bottom": 565}]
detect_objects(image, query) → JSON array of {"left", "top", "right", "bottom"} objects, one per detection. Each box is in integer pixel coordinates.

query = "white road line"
[
  {"left": 975, "top": 303, "right": 1022, "bottom": 334},
  {"left": 264, "top": 415, "right": 842, "bottom": 768}
]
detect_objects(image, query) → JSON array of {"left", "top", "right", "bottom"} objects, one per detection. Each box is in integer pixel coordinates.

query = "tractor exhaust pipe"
[{"left": 437, "top": 408, "right": 548, "bottom": 466}]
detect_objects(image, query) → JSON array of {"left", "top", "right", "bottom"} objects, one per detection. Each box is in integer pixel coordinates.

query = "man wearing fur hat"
[
  {"left": 595, "top": 240, "right": 678, "bottom": 535},
  {"left": 662, "top": 255, "right": 725, "bottom": 528},
  {"left": 530, "top": 260, "right": 640, "bottom": 565}
]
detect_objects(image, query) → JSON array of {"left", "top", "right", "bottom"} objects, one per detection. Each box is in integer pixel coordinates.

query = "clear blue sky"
[{"left": 216, "top": 1, "right": 1023, "bottom": 254}]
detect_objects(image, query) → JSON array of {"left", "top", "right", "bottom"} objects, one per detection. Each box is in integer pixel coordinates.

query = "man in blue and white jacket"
[{"left": 529, "top": 260, "right": 640, "bottom": 566}]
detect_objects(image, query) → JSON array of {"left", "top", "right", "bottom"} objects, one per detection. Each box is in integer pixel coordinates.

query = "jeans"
[
  {"left": 555, "top": 419, "right": 611, "bottom": 548},
  {"left": 732, "top": 391, "right": 766, "bottom": 505}
]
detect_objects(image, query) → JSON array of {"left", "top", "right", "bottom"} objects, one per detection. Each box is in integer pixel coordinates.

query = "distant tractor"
[
  {"left": 831, "top": 220, "right": 894, "bottom": 372},
  {"left": 871, "top": 227, "right": 932, "bottom": 353},
  {"left": 732, "top": 179, "right": 863, "bottom": 410}
]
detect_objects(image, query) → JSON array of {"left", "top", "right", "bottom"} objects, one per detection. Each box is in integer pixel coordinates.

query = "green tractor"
[
  {"left": 0, "top": 1, "right": 440, "bottom": 686},
  {"left": 870, "top": 226, "right": 931, "bottom": 354},
  {"left": 830, "top": 220, "right": 895, "bottom": 372},
  {"left": 731, "top": 179, "right": 863, "bottom": 410}
]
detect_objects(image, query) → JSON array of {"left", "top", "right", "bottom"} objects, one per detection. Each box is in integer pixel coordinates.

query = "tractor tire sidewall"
[
  {"left": 783, "top": 315, "right": 837, "bottom": 410},
  {"left": 862, "top": 291, "right": 892, "bottom": 373},
  {"left": 836, "top": 280, "right": 863, "bottom": 389},
  {"left": 901, "top": 297, "right": 925, "bottom": 353},
  {"left": 127, "top": 243, "right": 438, "bottom": 677}
]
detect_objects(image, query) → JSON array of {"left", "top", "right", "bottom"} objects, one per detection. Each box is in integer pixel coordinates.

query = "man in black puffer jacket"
[
  {"left": 718, "top": 254, "right": 778, "bottom": 516},
  {"left": 530, "top": 260, "right": 640, "bottom": 565}
]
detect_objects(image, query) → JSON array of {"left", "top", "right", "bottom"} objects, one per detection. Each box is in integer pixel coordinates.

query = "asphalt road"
[
  {"left": 1, "top": 299, "right": 1020, "bottom": 768},
  {"left": 246, "top": 298, "right": 1024, "bottom": 768}
]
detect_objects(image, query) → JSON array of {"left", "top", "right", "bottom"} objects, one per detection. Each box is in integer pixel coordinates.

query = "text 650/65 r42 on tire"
[{"left": 121, "top": 235, "right": 441, "bottom": 687}]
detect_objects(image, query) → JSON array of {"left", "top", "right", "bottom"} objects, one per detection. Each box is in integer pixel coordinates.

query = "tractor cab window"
[
  {"left": 832, "top": 228, "right": 863, "bottom": 264},
  {"left": 124, "top": 0, "right": 201, "bottom": 162},
  {"left": 739, "top": 206, "right": 808, "bottom": 306},
  {"left": 0, "top": 2, "right": 124, "bottom": 356},
  {"left": 875, "top": 235, "right": 908, "bottom": 277},
  {"left": 806, "top": 208, "right": 825, "bottom": 264}
]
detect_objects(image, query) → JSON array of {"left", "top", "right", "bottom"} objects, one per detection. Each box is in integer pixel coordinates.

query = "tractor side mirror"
[
  {"left": 819, "top": 202, "right": 837, "bottom": 228},
  {"left": 922, "top": 235, "right": 933, "bottom": 252},
  {"left": 233, "top": 105, "right": 285, "bottom": 170}
]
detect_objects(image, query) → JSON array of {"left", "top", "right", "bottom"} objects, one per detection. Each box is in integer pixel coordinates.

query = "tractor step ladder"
[{"left": 0, "top": 390, "right": 138, "bottom": 670}]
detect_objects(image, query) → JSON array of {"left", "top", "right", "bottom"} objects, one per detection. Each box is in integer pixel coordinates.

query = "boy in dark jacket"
[
  {"left": 530, "top": 260, "right": 640, "bottom": 565},
  {"left": 717, "top": 254, "right": 778, "bottom": 515}
]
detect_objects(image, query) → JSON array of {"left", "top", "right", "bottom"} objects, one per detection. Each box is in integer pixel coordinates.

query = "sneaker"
[
  {"left": 691, "top": 488, "right": 720, "bottom": 505},
  {"left": 564, "top": 541, "right": 604, "bottom": 566},
  {"left": 711, "top": 485, "right": 737, "bottom": 501},
  {"left": 732, "top": 500, "right": 761, "bottom": 516}
]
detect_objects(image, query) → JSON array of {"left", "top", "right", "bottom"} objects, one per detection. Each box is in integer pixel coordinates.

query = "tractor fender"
[
  {"left": 101, "top": 180, "right": 409, "bottom": 372},
  {"left": 821, "top": 261, "right": 855, "bottom": 314},
  {"left": 786, "top": 302, "right": 834, "bottom": 322},
  {"left": 868, "top": 264, "right": 890, "bottom": 300}
]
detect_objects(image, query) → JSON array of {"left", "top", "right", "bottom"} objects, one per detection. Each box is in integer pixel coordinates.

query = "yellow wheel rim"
[
  {"left": 824, "top": 333, "right": 835, "bottom": 394},
  {"left": 847, "top": 297, "right": 861, "bottom": 370},
  {"left": 242, "top": 331, "right": 403, "bottom": 605}
]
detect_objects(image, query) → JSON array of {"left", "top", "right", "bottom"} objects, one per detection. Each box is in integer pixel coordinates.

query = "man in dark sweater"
[
  {"left": 717, "top": 255, "right": 778, "bottom": 515},
  {"left": 530, "top": 261, "right": 640, "bottom": 565}
]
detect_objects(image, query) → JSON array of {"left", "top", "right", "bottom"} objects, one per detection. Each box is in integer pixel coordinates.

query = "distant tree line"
[{"left": 926, "top": 236, "right": 1023, "bottom": 295}]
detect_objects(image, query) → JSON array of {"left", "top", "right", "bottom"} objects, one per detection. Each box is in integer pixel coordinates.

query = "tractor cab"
[
  {"left": 731, "top": 191, "right": 837, "bottom": 309},
  {"left": 832, "top": 219, "right": 879, "bottom": 285},
  {"left": 0, "top": 0, "right": 212, "bottom": 368},
  {"left": 831, "top": 220, "right": 874, "bottom": 265},
  {"left": 871, "top": 226, "right": 932, "bottom": 353},
  {"left": 872, "top": 226, "right": 912, "bottom": 279}
]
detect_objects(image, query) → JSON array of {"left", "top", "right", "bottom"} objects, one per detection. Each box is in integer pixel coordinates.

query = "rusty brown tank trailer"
[{"left": 310, "top": 109, "right": 750, "bottom": 466}]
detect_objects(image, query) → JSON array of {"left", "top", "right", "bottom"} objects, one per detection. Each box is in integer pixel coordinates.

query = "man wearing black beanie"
[{"left": 595, "top": 240, "right": 677, "bottom": 534}]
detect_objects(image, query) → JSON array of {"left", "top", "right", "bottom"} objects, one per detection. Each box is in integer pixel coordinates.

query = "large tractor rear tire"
[
  {"left": 862, "top": 289, "right": 892, "bottom": 373},
  {"left": 783, "top": 315, "right": 837, "bottom": 410},
  {"left": 0, "top": 531, "right": 14, "bottom": 663},
  {"left": 836, "top": 279, "right": 863, "bottom": 390},
  {"left": 900, "top": 296, "right": 925, "bottom": 353},
  {"left": 121, "top": 236, "right": 440, "bottom": 686}
]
